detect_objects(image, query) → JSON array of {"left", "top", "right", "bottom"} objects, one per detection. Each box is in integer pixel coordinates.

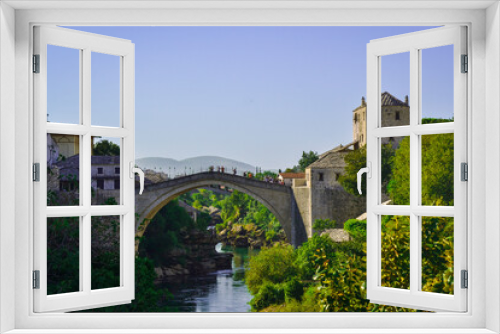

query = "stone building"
[
  {"left": 291, "top": 143, "right": 365, "bottom": 239},
  {"left": 352, "top": 92, "right": 409, "bottom": 147},
  {"left": 291, "top": 92, "right": 407, "bottom": 240},
  {"left": 91, "top": 156, "right": 121, "bottom": 190}
]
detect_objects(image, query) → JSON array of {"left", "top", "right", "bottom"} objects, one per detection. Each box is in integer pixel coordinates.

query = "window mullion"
[
  {"left": 409, "top": 47, "right": 420, "bottom": 295},
  {"left": 82, "top": 214, "right": 91, "bottom": 293},
  {"left": 82, "top": 48, "right": 92, "bottom": 295}
]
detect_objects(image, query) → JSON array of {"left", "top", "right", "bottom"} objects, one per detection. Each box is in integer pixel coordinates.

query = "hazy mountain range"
[{"left": 136, "top": 156, "right": 257, "bottom": 176}]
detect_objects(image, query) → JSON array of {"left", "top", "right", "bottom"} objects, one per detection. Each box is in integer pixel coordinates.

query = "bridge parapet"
[{"left": 143, "top": 172, "right": 290, "bottom": 193}]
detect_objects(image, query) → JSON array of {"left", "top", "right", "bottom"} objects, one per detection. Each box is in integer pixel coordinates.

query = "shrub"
[
  {"left": 284, "top": 278, "right": 304, "bottom": 302},
  {"left": 249, "top": 282, "right": 285, "bottom": 311},
  {"left": 294, "top": 234, "right": 337, "bottom": 280},
  {"left": 245, "top": 243, "right": 297, "bottom": 295},
  {"left": 84, "top": 256, "right": 174, "bottom": 312},
  {"left": 343, "top": 219, "right": 367, "bottom": 241},
  {"left": 312, "top": 218, "right": 337, "bottom": 231}
]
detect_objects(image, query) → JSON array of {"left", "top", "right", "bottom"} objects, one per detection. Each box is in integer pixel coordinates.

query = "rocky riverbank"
[
  {"left": 154, "top": 229, "right": 233, "bottom": 282},
  {"left": 217, "top": 221, "right": 286, "bottom": 248}
]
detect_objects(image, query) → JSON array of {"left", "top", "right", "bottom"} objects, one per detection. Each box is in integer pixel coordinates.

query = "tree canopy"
[
  {"left": 298, "top": 151, "right": 319, "bottom": 171},
  {"left": 93, "top": 139, "right": 120, "bottom": 156},
  {"left": 338, "top": 144, "right": 395, "bottom": 196}
]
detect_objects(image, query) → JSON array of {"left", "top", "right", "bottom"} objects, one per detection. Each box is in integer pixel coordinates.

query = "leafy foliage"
[
  {"left": 380, "top": 216, "right": 410, "bottom": 289},
  {"left": 47, "top": 216, "right": 173, "bottom": 312},
  {"left": 338, "top": 144, "right": 395, "bottom": 196},
  {"left": 93, "top": 139, "right": 120, "bottom": 156},
  {"left": 389, "top": 120, "right": 454, "bottom": 205},
  {"left": 249, "top": 282, "right": 285, "bottom": 311},
  {"left": 139, "top": 199, "right": 204, "bottom": 266},
  {"left": 421, "top": 216, "right": 454, "bottom": 294},
  {"left": 312, "top": 218, "right": 337, "bottom": 232},
  {"left": 182, "top": 189, "right": 284, "bottom": 238},
  {"left": 298, "top": 151, "right": 319, "bottom": 171},
  {"left": 83, "top": 256, "right": 174, "bottom": 312},
  {"left": 343, "top": 219, "right": 367, "bottom": 240},
  {"left": 245, "top": 243, "right": 297, "bottom": 295},
  {"left": 47, "top": 217, "right": 80, "bottom": 295},
  {"left": 294, "top": 234, "right": 340, "bottom": 281}
]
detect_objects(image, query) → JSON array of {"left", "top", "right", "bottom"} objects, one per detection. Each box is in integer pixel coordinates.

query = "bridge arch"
[{"left": 134, "top": 172, "right": 306, "bottom": 247}]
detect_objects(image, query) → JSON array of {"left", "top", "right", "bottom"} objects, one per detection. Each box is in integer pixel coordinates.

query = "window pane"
[
  {"left": 91, "top": 52, "right": 121, "bottom": 127},
  {"left": 381, "top": 215, "right": 410, "bottom": 290},
  {"left": 91, "top": 137, "right": 121, "bottom": 205},
  {"left": 47, "top": 45, "right": 80, "bottom": 124},
  {"left": 421, "top": 133, "right": 454, "bottom": 206},
  {"left": 421, "top": 216, "right": 454, "bottom": 295},
  {"left": 47, "top": 217, "right": 80, "bottom": 295},
  {"left": 91, "top": 215, "right": 121, "bottom": 290},
  {"left": 382, "top": 136, "right": 410, "bottom": 205},
  {"left": 421, "top": 45, "right": 454, "bottom": 123},
  {"left": 47, "top": 133, "right": 80, "bottom": 206},
  {"left": 380, "top": 52, "right": 410, "bottom": 127}
]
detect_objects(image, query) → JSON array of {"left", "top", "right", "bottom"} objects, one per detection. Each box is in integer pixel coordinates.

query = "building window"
[
  {"left": 114, "top": 179, "right": 120, "bottom": 189},
  {"left": 115, "top": 167, "right": 120, "bottom": 174},
  {"left": 97, "top": 179, "right": 104, "bottom": 189},
  {"left": 396, "top": 111, "right": 400, "bottom": 120},
  {"left": 318, "top": 172, "right": 324, "bottom": 181},
  {"left": 97, "top": 167, "right": 104, "bottom": 174},
  {"left": 59, "top": 181, "right": 75, "bottom": 191}
]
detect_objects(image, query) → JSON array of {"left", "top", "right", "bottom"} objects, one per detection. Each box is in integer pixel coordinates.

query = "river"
[{"left": 159, "top": 243, "right": 259, "bottom": 312}]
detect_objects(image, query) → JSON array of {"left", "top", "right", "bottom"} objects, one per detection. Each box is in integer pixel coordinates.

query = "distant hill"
[{"left": 136, "top": 156, "right": 256, "bottom": 177}]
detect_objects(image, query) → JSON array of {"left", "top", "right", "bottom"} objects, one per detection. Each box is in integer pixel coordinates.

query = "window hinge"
[
  {"left": 33, "top": 163, "right": 40, "bottom": 182},
  {"left": 461, "top": 162, "right": 468, "bottom": 181},
  {"left": 461, "top": 270, "right": 468, "bottom": 289},
  {"left": 33, "top": 270, "right": 40, "bottom": 289},
  {"left": 33, "top": 54, "right": 40, "bottom": 73},
  {"left": 461, "top": 54, "right": 468, "bottom": 73}
]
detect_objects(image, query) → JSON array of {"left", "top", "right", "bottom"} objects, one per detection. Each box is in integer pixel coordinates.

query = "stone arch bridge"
[{"left": 135, "top": 172, "right": 307, "bottom": 247}]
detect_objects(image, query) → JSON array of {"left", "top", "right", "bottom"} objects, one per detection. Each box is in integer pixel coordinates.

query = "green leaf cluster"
[
  {"left": 245, "top": 243, "right": 297, "bottom": 295},
  {"left": 182, "top": 189, "right": 283, "bottom": 237},
  {"left": 93, "top": 139, "right": 120, "bottom": 156},
  {"left": 47, "top": 216, "right": 174, "bottom": 312},
  {"left": 298, "top": 151, "right": 319, "bottom": 171},
  {"left": 312, "top": 218, "right": 337, "bottom": 232},
  {"left": 338, "top": 144, "right": 395, "bottom": 197},
  {"left": 138, "top": 199, "right": 204, "bottom": 267}
]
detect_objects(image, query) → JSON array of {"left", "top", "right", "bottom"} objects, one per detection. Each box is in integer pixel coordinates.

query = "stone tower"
[{"left": 352, "top": 92, "right": 410, "bottom": 147}]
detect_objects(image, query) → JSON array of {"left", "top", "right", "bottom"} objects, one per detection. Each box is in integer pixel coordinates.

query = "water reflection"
[{"left": 160, "top": 244, "right": 259, "bottom": 312}]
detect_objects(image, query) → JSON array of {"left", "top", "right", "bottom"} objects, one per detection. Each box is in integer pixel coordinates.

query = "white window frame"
[
  {"left": 366, "top": 26, "right": 467, "bottom": 312},
  {"left": 33, "top": 25, "right": 136, "bottom": 313},
  {"left": 1, "top": 2, "right": 498, "bottom": 333}
]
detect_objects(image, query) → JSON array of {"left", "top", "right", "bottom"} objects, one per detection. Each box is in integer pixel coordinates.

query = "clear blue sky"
[{"left": 49, "top": 26, "right": 453, "bottom": 170}]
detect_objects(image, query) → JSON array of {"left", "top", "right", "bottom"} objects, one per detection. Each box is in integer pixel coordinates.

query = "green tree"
[
  {"left": 138, "top": 199, "right": 197, "bottom": 266},
  {"left": 312, "top": 218, "right": 337, "bottom": 232},
  {"left": 389, "top": 133, "right": 453, "bottom": 205},
  {"left": 245, "top": 243, "right": 297, "bottom": 295},
  {"left": 298, "top": 151, "right": 319, "bottom": 171},
  {"left": 338, "top": 144, "right": 395, "bottom": 196},
  {"left": 93, "top": 139, "right": 120, "bottom": 156},
  {"left": 83, "top": 256, "right": 174, "bottom": 312}
]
